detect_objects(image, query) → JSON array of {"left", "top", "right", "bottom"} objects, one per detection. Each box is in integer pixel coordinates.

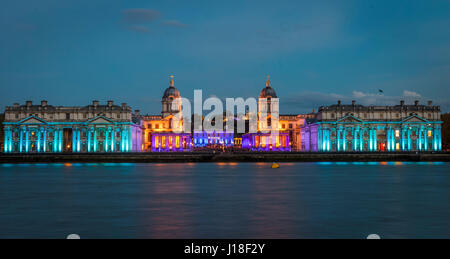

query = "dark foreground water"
[{"left": 0, "top": 162, "right": 449, "bottom": 239}]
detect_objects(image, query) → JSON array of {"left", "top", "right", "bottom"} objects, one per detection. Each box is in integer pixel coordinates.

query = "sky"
[{"left": 1, "top": 0, "right": 450, "bottom": 114}]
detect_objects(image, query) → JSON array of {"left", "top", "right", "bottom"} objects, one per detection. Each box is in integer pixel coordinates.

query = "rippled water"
[{"left": 0, "top": 162, "right": 449, "bottom": 238}]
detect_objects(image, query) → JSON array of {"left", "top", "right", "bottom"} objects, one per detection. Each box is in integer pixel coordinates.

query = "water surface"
[{"left": 0, "top": 162, "right": 449, "bottom": 238}]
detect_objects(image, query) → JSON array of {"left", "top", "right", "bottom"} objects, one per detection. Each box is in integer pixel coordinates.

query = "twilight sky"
[{"left": 1, "top": 0, "right": 450, "bottom": 114}]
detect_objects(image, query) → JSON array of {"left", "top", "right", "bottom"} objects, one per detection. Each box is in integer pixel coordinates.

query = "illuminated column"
[
  {"left": 438, "top": 126, "right": 442, "bottom": 151},
  {"left": 418, "top": 127, "right": 423, "bottom": 151},
  {"left": 386, "top": 128, "right": 390, "bottom": 151},
  {"left": 9, "top": 129, "right": 13, "bottom": 152},
  {"left": 337, "top": 128, "right": 341, "bottom": 151},
  {"left": 72, "top": 128, "right": 77, "bottom": 152},
  {"left": 120, "top": 128, "right": 125, "bottom": 152},
  {"left": 104, "top": 128, "right": 109, "bottom": 152},
  {"left": 128, "top": 126, "right": 132, "bottom": 152},
  {"left": 424, "top": 128, "right": 429, "bottom": 151},
  {"left": 42, "top": 129, "right": 46, "bottom": 152},
  {"left": 59, "top": 128, "right": 63, "bottom": 152},
  {"left": 318, "top": 127, "right": 322, "bottom": 152},
  {"left": 3, "top": 127, "right": 8, "bottom": 152},
  {"left": 25, "top": 128, "right": 29, "bottom": 153},
  {"left": 36, "top": 129, "right": 41, "bottom": 152},
  {"left": 93, "top": 129, "right": 98, "bottom": 152},
  {"left": 87, "top": 128, "right": 92, "bottom": 152},
  {"left": 111, "top": 128, "right": 115, "bottom": 152},
  {"left": 401, "top": 128, "right": 406, "bottom": 151},
  {"left": 77, "top": 129, "right": 81, "bottom": 152},
  {"left": 359, "top": 128, "right": 363, "bottom": 151}
]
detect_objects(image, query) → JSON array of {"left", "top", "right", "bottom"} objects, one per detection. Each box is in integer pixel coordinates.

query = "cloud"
[
  {"left": 121, "top": 9, "right": 161, "bottom": 24},
  {"left": 403, "top": 90, "right": 421, "bottom": 98},
  {"left": 126, "top": 25, "right": 151, "bottom": 34},
  {"left": 161, "top": 20, "right": 187, "bottom": 28}
]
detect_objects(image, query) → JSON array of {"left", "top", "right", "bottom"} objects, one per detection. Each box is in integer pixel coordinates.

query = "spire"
[
  {"left": 265, "top": 75, "right": 271, "bottom": 87},
  {"left": 169, "top": 75, "right": 174, "bottom": 87}
]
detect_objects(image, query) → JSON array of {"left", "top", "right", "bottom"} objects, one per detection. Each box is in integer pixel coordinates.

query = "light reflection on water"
[{"left": 0, "top": 162, "right": 450, "bottom": 238}]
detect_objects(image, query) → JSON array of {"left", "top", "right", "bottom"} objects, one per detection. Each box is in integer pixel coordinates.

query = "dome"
[
  {"left": 259, "top": 76, "right": 277, "bottom": 98},
  {"left": 162, "top": 86, "right": 180, "bottom": 99},
  {"left": 162, "top": 75, "right": 181, "bottom": 99}
]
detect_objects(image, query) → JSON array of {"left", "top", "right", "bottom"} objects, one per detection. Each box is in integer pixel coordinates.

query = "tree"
[{"left": 442, "top": 113, "right": 450, "bottom": 151}]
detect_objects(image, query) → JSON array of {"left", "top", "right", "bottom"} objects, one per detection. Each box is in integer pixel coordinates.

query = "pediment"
[
  {"left": 19, "top": 116, "right": 47, "bottom": 124},
  {"left": 337, "top": 114, "right": 363, "bottom": 123},
  {"left": 402, "top": 114, "right": 428, "bottom": 123},
  {"left": 88, "top": 116, "right": 114, "bottom": 124}
]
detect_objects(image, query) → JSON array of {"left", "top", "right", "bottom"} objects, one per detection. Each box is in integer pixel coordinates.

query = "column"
[
  {"left": 87, "top": 128, "right": 92, "bottom": 152},
  {"left": 3, "top": 128, "right": 8, "bottom": 152},
  {"left": 438, "top": 126, "right": 442, "bottom": 151},
  {"left": 111, "top": 128, "right": 115, "bottom": 152},
  {"left": 104, "top": 128, "right": 109, "bottom": 152},
  {"left": 42, "top": 128, "right": 47, "bottom": 152},
  {"left": 59, "top": 129, "right": 63, "bottom": 152},
  {"left": 72, "top": 128, "right": 77, "bottom": 152},
  {"left": 359, "top": 128, "right": 363, "bottom": 151},
  {"left": 37, "top": 129, "right": 41, "bottom": 152},
  {"left": 318, "top": 127, "right": 322, "bottom": 152},
  {"left": 77, "top": 129, "right": 81, "bottom": 152},
  {"left": 93, "top": 129, "right": 97, "bottom": 152},
  {"left": 25, "top": 128, "right": 29, "bottom": 153},
  {"left": 128, "top": 126, "right": 133, "bottom": 152}
]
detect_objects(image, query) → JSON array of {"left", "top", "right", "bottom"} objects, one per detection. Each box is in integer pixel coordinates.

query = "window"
[
  {"left": 66, "top": 113, "right": 70, "bottom": 120},
  {"left": 428, "top": 113, "right": 432, "bottom": 119},
  {"left": 364, "top": 113, "right": 367, "bottom": 119},
  {"left": 395, "top": 130, "right": 400, "bottom": 138},
  {"left": 380, "top": 113, "right": 384, "bottom": 119},
  {"left": 156, "top": 124, "right": 159, "bottom": 129},
  {"left": 282, "top": 124, "right": 286, "bottom": 129},
  {"left": 289, "top": 124, "right": 293, "bottom": 129},
  {"left": 428, "top": 130, "right": 432, "bottom": 137},
  {"left": 331, "top": 113, "right": 335, "bottom": 119},
  {"left": 148, "top": 124, "right": 152, "bottom": 129},
  {"left": 267, "top": 117, "right": 272, "bottom": 127}
]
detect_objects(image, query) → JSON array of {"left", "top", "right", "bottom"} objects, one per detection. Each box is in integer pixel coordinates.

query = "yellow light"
[
  {"left": 428, "top": 130, "right": 432, "bottom": 137},
  {"left": 395, "top": 130, "right": 400, "bottom": 138}
]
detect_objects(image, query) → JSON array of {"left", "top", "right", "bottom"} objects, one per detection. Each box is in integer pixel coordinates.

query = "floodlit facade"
[
  {"left": 141, "top": 76, "right": 192, "bottom": 152},
  {"left": 2, "top": 100, "right": 143, "bottom": 153},
  {"left": 301, "top": 100, "right": 443, "bottom": 152}
]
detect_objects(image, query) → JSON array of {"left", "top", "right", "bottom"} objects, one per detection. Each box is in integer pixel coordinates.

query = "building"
[
  {"left": 242, "top": 76, "right": 291, "bottom": 151},
  {"left": 141, "top": 76, "right": 192, "bottom": 152},
  {"left": 2, "top": 100, "right": 143, "bottom": 153},
  {"left": 301, "top": 100, "right": 443, "bottom": 152}
]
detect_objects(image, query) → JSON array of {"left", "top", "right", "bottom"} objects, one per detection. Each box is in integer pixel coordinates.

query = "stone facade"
[
  {"left": 3, "top": 100, "right": 143, "bottom": 153},
  {"left": 301, "top": 100, "right": 443, "bottom": 152}
]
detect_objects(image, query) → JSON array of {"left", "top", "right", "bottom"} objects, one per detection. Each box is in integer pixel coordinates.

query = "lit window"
[
  {"left": 396, "top": 143, "right": 400, "bottom": 150},
  {"left": 428, "top": 130, "right": 432, "bottom": 137},
  {"left": 395, "top": 130, "right": 400, "bottom": 138}
]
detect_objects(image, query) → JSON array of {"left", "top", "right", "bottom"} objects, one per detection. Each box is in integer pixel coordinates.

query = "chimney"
[
  {"left": 414, "top": 100, "right": 419, "bottom": 106},
  {"left": 134, "top": 110, "right": 140, "bottom": 116},
  {"left": 93, "top": 100, "right": 99, "bottom": 107},
  {"left": 41, "top": 100, "right": 48, "bottom": 107},
  {"left": 122, "top": 103, "right": 127, "bottom": 109},
  {"left": 107, "top": 100, "right": 113, "bottom": 107},
  {"left": 428, "top": 100, "right": 433, "bottom": 106},
  {"left": 352, "top": 100, "right": 356, "bottom": 106},
  {"left": 400, "top": 100, "right": 404, "bottom": 106},
  {"left": 337, "top": 100, "right": 341, "bottom": 105},
  {"left": 26, "top": 101, "right": 32, "bottom": 107},
  {"left": 13, "top": 103, "right": 19, "bottom": 108}
]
